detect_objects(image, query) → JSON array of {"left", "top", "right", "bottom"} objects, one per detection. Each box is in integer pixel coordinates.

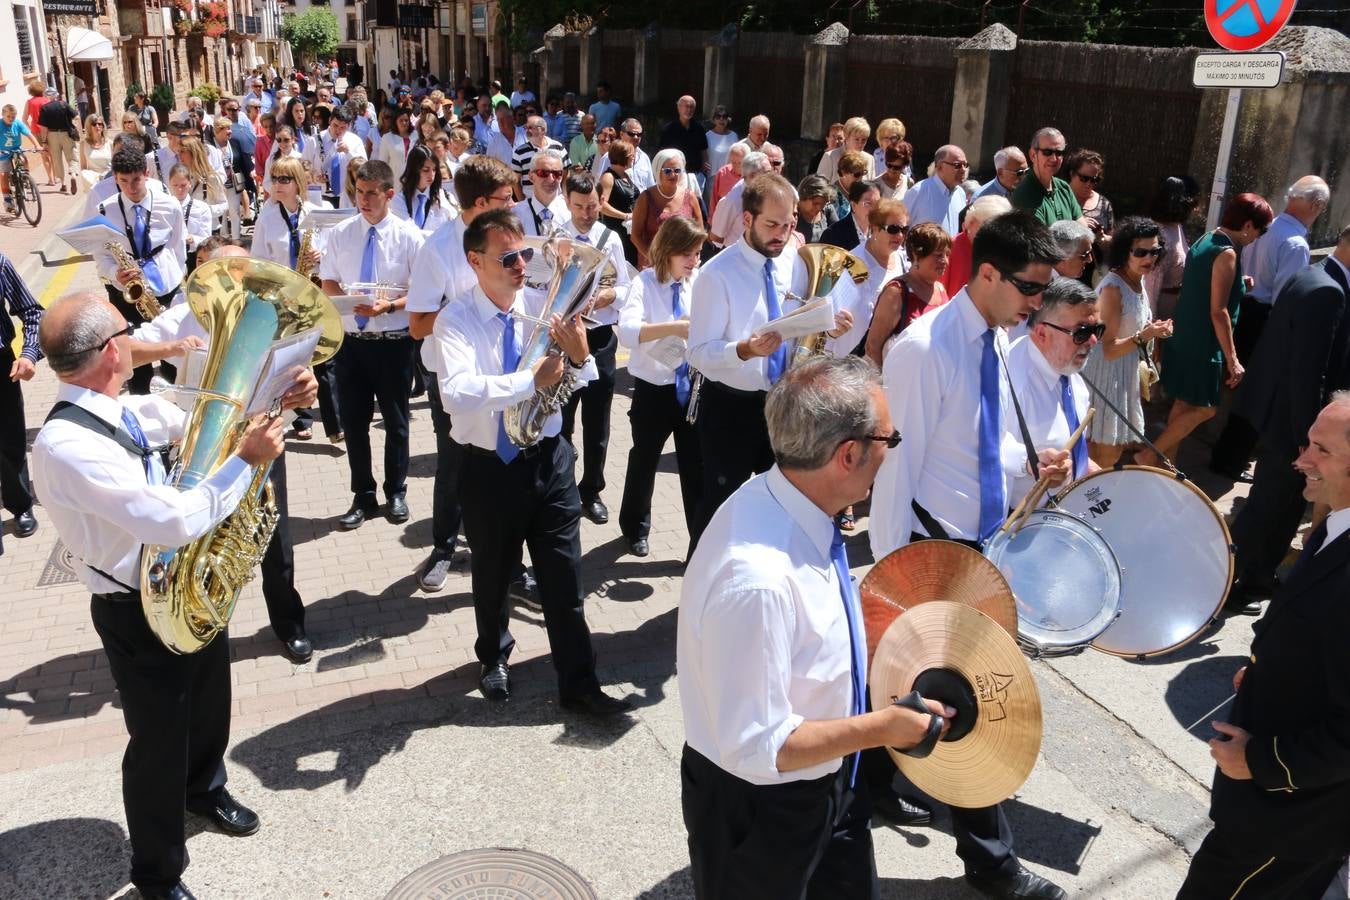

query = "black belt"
[
  {"left": 702, "top": 379, "right": 767, "bottom": 400},
  {"left": 346, "top": 328, "right": 411, "bottom": 341},
  {"left": 94, "top": 590, "right": 141, "bottom": 603},
  {"left": 462, "top": 435, "right": 557, "bottom": 462}
]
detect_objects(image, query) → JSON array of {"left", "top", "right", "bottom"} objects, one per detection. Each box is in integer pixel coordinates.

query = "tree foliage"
[{"left": 282, "top": 8, "right": 340, "bottom": 62}]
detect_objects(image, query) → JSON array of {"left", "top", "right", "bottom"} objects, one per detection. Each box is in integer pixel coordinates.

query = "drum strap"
[
  {"left": 1076, "top": 370, "right": 1179, "bottom": 475},
  {"left": 997, "top": 345, "right": 1043, "bottom": 482}
]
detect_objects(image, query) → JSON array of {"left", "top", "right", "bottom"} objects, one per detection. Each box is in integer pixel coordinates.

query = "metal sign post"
[{"left": 1207, "top": 88, "right": 1243, "bottom": 231}]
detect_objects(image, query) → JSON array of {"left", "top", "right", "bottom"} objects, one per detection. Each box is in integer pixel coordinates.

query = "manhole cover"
[
  {"left": 36, "top": 540, "right": 80, "bottom": 588},
  {"left": 385, "top": 848, "right": 598, "bottom": 900}
]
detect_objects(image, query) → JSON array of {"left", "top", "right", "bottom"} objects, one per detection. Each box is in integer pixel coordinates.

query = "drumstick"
[
  {"left": 1184, "top": 693, "right": 1236, "bottom": 733},
  {"left": 1005, "top": 409, "right": 1097, "bottom": 534}
]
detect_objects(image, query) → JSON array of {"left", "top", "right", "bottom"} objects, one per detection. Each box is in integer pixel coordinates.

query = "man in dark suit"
[
  {"left": 1178, "top": 395, "right": 1350, "bottom": 899},
  {"left": 1228, "top": 228, "right": 1350, "bottom": 611}
]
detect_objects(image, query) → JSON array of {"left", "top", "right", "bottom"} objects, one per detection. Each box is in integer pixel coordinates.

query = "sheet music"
[
  {"left": 327, "top": 295, "right": 370, "bottom": 316},
  {"left": 754, "top": 297, "right": 835, "bottom": 341},
  {"left": 647, "top": 335, "right": 688, "bottom": 369},
  {"left": 244, "top": 327, "right": 323, "bottom": 417}
]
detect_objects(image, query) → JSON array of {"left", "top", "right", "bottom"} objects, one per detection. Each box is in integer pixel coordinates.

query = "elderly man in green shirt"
[{"left": 1011, "top": 127, "right": 1084, "bottom": 226}]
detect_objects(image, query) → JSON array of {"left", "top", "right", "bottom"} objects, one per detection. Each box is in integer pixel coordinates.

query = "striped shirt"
[{"left": 0, "top": 251, "right": 43, "bottom": 362}]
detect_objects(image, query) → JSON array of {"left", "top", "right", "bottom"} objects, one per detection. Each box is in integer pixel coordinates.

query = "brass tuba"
[
  {"left": 502, "top": 233, "right": 607, "bottom": 447},
  {"left": 791, "top": 243, "right": 870, "bottom": 364},
  {"left": 140, "top": 257, "right": 343, "bottom": 653}
]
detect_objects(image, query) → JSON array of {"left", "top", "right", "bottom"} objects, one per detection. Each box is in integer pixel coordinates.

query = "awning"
[{"left": 66, "top": 26, "right": 114, "bottom": 62}]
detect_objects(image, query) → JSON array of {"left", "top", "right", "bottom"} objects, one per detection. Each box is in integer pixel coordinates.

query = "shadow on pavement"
[
  {"left": 0, "top": 817, "right": 129, "bottom": 900},
  {"left": 1003, "top": 797, "right": 1102, "bottom": 875},
  {"left": 1163, "top": 652, "right": 1247, "bottom": 741}
]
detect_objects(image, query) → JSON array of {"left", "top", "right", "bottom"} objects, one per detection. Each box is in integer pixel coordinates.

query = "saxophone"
[
  {"left": 105, "top": 241, "right": 164, "bottom": 320},
  {"left": 139, "top": 257, "right": 343, "bottom": 653},
  {"left": 296, "top": 228, "right": 321, "bottom": 286}
]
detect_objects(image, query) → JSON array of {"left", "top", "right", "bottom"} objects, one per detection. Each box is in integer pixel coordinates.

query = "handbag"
[{"left": 1138, "top": 342, "right": 1160, "bottom": 401}]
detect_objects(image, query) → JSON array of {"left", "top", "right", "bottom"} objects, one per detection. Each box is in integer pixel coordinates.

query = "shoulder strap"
[
  {"left": 46, "top": 400, "right": 160, "bottom": 463},
  {"left": 596, "top": 226, "right": 613, "bottom": 250},
  {"left": 995, "top": 343, "right": 1041, "bottom": 482}
]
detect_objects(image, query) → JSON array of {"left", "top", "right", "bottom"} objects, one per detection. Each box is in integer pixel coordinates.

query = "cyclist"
[{"left": 0, "top": 104, "right": 41, "bottom": 215}]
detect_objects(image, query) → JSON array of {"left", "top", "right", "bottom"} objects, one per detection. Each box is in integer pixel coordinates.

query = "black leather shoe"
[
  {"left": 187, "top": 788, "right": 260, "bottom": 836},
  {"left": 871, "top": 790, "right": 933, "bottom": 826},
  {"left": 560, "top": 689, "right": 633, "bottom": 717},
  {"left": 629, "top": 538, "right": 650, "bottom": 558},
  {"left": 1211, "top": 464, "right": 1255, "bottom": 484},
  {"left": 338, "top": 501, "right": 378, "bottom": 531},
  {"left": 1224, "top": 594, "right": 1263, "bottom": 616},
  {"left": 281, "top": 630, "right": 313, "bottom": 664},
  {"left": 387, "top": 495, "right": 410, "bottom": 524},
  {"left": 142, "top": 882, "right": 197, "bottom": 900},
  {"left": 582, "top": 498, "right": 609, "bottom": 524},
  {"left": 966, "top": 864, "right": 1066, "bottom": 900},
  {"left": 479, "top": 663, "right": 510, "bottom": 701},
  {"left": 13, "top": 511, "right": 37, "bottom": 538}
]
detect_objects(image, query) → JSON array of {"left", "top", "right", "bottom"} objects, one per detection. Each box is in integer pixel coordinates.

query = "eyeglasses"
[
  {"left": 1074, "top": 172, "right": 1102, "bottom": 185},
  {"left": 768, "top": 159, "right": 783, "bottom": 168},
  {"left": 1129, "top": 246, "right": 1165, "bottom": 259},
  {"left": 1040, "top": 321, "right": 1106, "bottom": 345},
  {"left": 624, "top": 130, "right": 643, "bottom": 139},
  {"left": 487, "top": 192, "right": 515, "bottom": 206},
  {"left": 661, "top": 166, "right": 684, "bottom": 176},
  {"left": 886, "top": 164, "right": 907, "bottom": 172},
  {"left": 533, "top": 169, "right": 563, "bottom": 179},
  {"left": 53, "top": 322, "right": 134, "bottom": 360},
  {"left": 880, "top": 223, "right": 909, "bottom": 236},
  {"left": 1035, "top": 147, "right": 1067, "bottom": 158},
  {"left": 1007, "top": 166, "right": 1028, "bottom": 177},
  {"left": 1079, "top": 247, "right": 1094, "bottom": 260},
  {"left": 999, "top": 269, "right": 1052, "bottom": 296},
  {"left": 495, "top": 247, "right": 535, "bottom": 268},
  {"left": 92, "top": 122, "right": 105, "bottom": 128},
  {"left": 839, "top": 430, "right": 902, "bottom": 450},
  {"left": 713, "top": 113, "right": 730, "bottom": 120},
  {"left": 272, "top": 174, "right": 295, "bottom": 184},
  {"left": 941, "top": 160, "right": 970, "bottom": 170}
]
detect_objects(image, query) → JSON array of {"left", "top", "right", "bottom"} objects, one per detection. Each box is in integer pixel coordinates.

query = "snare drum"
[
  {"left": 1055, "top": 466, "right": 1233, "bottom": 659},
  {"left": 983, "top": 509, "right": 1122, "bottom": 656}
]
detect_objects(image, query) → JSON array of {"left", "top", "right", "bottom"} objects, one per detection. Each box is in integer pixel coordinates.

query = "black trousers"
[
  {"left": 1210, "top": 297, "right": 1272, "bottom": 474},
  {"left": 618, "top": 379, "right": 703, "bottom": 548},
  {"left": 0, "top": 345, "right": 34, "bottom": 518},
  {"left": 681, "top": 745, "right": 878, "bottom": 900},
  {"left": 458, "top": 437, "right": 599, "bottom": 699},
  {"left": 334, "top": 335, "right": 415, "bottom": 503},
  {"left": 259, "top": 452, "right": 304, "bottom": 640},
  {"left": 1230, "top": 437, "right": 1306, "bottom": 591},
  {"left": 107, "top": 284, "right": 180, "bottom": 395},
  {"left": 560, "top": 324, "right": 617, "bottom": 500},
  {"left": 1177, "top": 826, "right": 1344, "bottom": 899},
  {"left": 422, "top": 358, "right": 463, "bottom": 554},
  {"left": 90, "top": 596, "right": 231, "bottom": 895},
  {"left": 691, "top": 381, "right": 774, "bottom": 549}
]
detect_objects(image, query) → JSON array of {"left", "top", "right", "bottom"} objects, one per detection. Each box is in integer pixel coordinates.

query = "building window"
[{"left": 14, "top": 7, "right": 36, "bottom": 74}]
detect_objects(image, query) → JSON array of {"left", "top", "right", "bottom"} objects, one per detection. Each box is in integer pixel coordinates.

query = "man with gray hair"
[
  {"left": 1049, "top": 219, "right": 1095, "bottom": 282},
  {"left": 595, "top": 117, "right": 654, "bottom": 190},
  {"left": 972, "top": 146, "right": 1028, "bottom": 202},
  {"left": 31, "top": 290, "right": 302, "bottom": 899},
  {"left": 707, "top": 150, "right": 772, "bottom": 248},
  {"left": 510, "top": 147, "right": 571, "bottom": 235},
  {"left": 678, "top": 354, "right": 951, "bottom": 899},
  {"left": 1011, "top": 127, "right": 1081, "bottom": 225},
  {"left": 731, "top": 113, "right": 771, "bottom": 157},
  {"left": 1211, "top": 175, "right": 1333, "bottom": 481},
  {"left": 902, "top": 143, "right": 968, "bottom": 235},
  {"left": 510, "top": 115, "right": 569, "bottom": 199}
]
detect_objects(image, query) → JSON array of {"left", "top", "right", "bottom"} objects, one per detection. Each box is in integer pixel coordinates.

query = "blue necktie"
[
  {"left": 296, "top": 132, "right": 305, "bottom": 153},
  {"left": 133, "top": 205, "right": 165, "bottom": 296},
  {"left": 762, "top": 259, "right": 788, "bottom": 385},
  {"left": 121, "top": 407, "right": 160, "bottom": 484},
  {"left": 978, "top": 329, "right": 1006, "bottom": 543},
  {"left": 830, "top": 525, "right": 867, "bottom": 787},
  {"left": 356, "top": 226, "right": 376, "bottom": 330},
  {"left": 413, "top": 193, "right": 426, "bottom": 229},
  {"left": 575, "top": 232, "right": 590, "bottom": 243},
  {"left": 1060, "top": 375, "right": 1088, "bottom": 479},
  {"left": 287, "top": 209, "right": 300, "bottom": 269},
  {"left": 495, "top": 312, "right": 521, "bottom": 463},
  {"left": 329, "top": 152, "right": 342, "bottom": 195},
  {"left": 671, "top": 281, "right": 691, "bottom": 407}
]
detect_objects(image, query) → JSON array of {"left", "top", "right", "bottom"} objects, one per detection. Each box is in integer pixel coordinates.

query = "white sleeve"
[
  {"left": 687, "top": 270, "right": 742, "bottom": 377},
  {"left": 869, "top": 335, "right": 942, "bottom": 560},
  {"left": 434, "top": 313, "right": 536, "bottom": 416},
  {"left": 616, "top": 277, "right": 645, "bottom": 349}
]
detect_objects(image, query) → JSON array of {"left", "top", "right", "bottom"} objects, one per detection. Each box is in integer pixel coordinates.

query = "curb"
[{"left": 14, "top": 194, "right": 86, "bottom": 293}]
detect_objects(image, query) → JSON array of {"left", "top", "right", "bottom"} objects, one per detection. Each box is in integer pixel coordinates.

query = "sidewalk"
[{"left": 4, "top": 175, "right": 88, "bottom": 305}]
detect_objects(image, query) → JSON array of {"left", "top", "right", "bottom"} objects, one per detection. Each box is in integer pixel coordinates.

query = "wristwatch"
[{"left": 568, "top": 354, "right": 592, "bottom": 370}]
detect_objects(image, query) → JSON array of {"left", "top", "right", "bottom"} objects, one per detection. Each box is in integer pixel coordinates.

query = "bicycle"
[{"left": 4, "top": 148, "right": 43, "bottom": 227}]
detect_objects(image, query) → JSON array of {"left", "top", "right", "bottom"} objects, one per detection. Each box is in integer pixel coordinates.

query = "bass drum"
[
  {"left": 1055, "top": 465, "right": 1233, "bottom": 658},
  {"left": 983, "top": 510, "right": 1121, "bottom": 656}
]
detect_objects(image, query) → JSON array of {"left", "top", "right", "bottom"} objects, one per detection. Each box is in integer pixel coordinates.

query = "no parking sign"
[{"left": 1205, "top": 0, "right": 1299, "bottom": 51}]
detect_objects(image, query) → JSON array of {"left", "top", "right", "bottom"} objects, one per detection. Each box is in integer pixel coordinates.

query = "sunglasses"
[
  {"left": 840, "top": 430, "right": 902, "bottom": 450},
  {"left": 941, "top": 160, "right": 970, "bottom": 170},
  {"left": 1035, "top": 147, "right": 1067, "bottom": 158},
  {"left": 768, "top": 160, "right": 784, "bottom": 168},
  {"left": 624, "top": 130, "right": 643, "bottom": 139},
  {"left": 92, "top": 122, "right": 105, "bottom": 127},
  {"left": 1041, "top": 321, "right": 1106, "bottom": 345},
  {"left": 999, "top": 269, "right": 1052, "bottom": 296},
  {"left": 1074, "top": 172, "right": 1102, "bottom": 184},
  {"left": 1008, "top": 166, "right": 1028, "bottom": 177},
  {"left": 272, "top": 174, "right": 295, "bottom": 184},
  {"left": 53, "top": 322, "right": 134, "bottom": 360},
  {"left": 495, "top": 247, "right": 535, "bottom": 268},
  {"left": 661, "top": 167, "right": 684, "bottom": 176},
  {"left": 533, "top": 169, "right": 563, "bottom": 179},
  {"left": 1130, "top": 246, "right": 1165, "bottom": 258},
  {"left": 886, "top": 164, "right": 908, "bottom": 172},
  {"left": 881, "top": 223, "right": 909, "bottom": 235}
]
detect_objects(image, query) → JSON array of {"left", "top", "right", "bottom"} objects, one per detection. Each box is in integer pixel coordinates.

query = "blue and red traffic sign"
[{"left": 1205, "top": 0, "right": 1299, "bottom": 52}]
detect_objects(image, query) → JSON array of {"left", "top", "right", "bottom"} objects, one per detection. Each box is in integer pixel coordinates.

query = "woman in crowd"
[
  {"left": 865, "top": 222, "right": 952, "bottom": 366},
  {"left": 446, "top": 126, "right": 472, "bottom": 172},
  {"left": 820, "top": 179, "right": 878, "bottom": 251},
  {"left": 829, "top": 149, "right": 872, "bottom": 224},
  {"left": 1050, "top": 219, "right": 1095, "bottom": 283},
  {"left": 794, "top": 174, "right": 838, "bottom": 245},
  {"left": 118, "top": 111, "right": 154, "bottom": 156},
  {"left": 590, "top": 125, "right": 617, "bottom": 178},
  {"left": 178, "top": 133, "right": 227, "bottom": 229},
  {"left": 703, "top": 105, "right": 738, "bottom": 210},
  {"left": 416, "top": 112, "right": 444, "bottom": 150},
  {"left": 78, "top": 113, "right": 112, "bottom": 189},
  {"left": 129, "top": 90, "right": 159, "bottom": 147},
  {"left": 375, "top": 108, "right": 417, "bottom": 184},
  {"left": 943, "top": 194, "right": 1012, "bottom": 296},
  {"left": 282, "top": 97, "right": 316, "bottom": 156},
  {"left": 708, "top": 142, "right": 745, "bottom": 219},
  {"left": 261, "top": 125, "right": 303, "bottom": 195},
  {"left": 817, "top": 116, "right": 873, "bottom": 183},
  {"left": 872, "top": 118, "right": 907, "bottom": 179},
  {"left": 23, "top": 80, "right": 54, "bottom": 187},
  {"left": 631, "top": 149, "right": 705, "bottom": 270},
  {"left": 1066, "top": 148, "right": 1114, "bottom": 284},
  {"left": 1140, "top": 194, "right": 1273, "bottom": 466},
  {"left": 1080, "top": 216, "right": 1175, "bottom": 467},
  {"left": 165, "top": 163, "right": 212, "bottom": 271},
  {"left": 616, "top": 215, "right": 707, "bottom": 559},
  {"left": 210, "top": 116, "right": 250, "bottom": 241},
  {"left": 599, "top": 139, "right": 641, "bottom": 268},
  {"left": 873, "top": 141, "right": 915, "bottom": 199},
  {"left": 832, "top": 198, "right": 910, "bottom": 361},
  {"left": 391, "top": 144, "right": 450, "bottom": 234},
  {"left": 1145, "top": 175, "right": 1202, "bottom": 320}
]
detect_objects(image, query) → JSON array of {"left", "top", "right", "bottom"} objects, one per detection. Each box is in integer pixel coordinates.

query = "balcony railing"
[{"left": 233, "top": 13, "right": 261, "bottom": 33}]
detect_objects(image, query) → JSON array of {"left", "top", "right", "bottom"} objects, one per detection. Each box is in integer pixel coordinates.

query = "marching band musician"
[
  {"left": 31, "top": 291, "right": 315, "bottom": 900},
  {"left": 867, "top": 210, "right": 1068, "bottom": 900},
  {"left": 164, "top": 164, "right": 211, "bottom": 271},
  {"left": 615, "top": 215, "right": 705, "bottom": 559},
  {"left": 128, "top": 238, "right": 317, "bottom": 664},
  {"left": 391, "top": 144, "right": 453, "bottom": 235},
  {"left": 1004, "top": 276, "right": 1101, "bottom": 504},
  {"left": 431, "top": 208, "right": 630, "bottom": 715},
  {"left": 319, "top": 159, "right": 425, "bottom": 530},
  {"left": 405, "top": 155, "right": 517, "bottom": 592},
  {"left": 304, "top": 104, "right": 366, "bottom": 208},
  {"left": 510, "top": 148, "right": 571, "bottom": 237},
  {"left": 678, "top": 355, "right": 952, "bottom": 900},
  {"left": 94, "top": 148, "right": 187, "bottom": 395},
  {"left": 558, "top": 170, "right": 633, "bottom": 526}
]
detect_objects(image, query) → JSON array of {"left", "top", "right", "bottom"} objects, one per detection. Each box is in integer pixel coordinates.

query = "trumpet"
[
  {"left": 342, "top": 282, "right": 409, "bottom": 302},
  {"left": 105, "top": 241, "right": 163, "bottom": 320}
]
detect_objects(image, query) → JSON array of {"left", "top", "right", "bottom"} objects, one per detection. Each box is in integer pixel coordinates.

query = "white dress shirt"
[
  {"left": 709, "top": 179, "right": 747, "bottom": 247},
  {"left": 154, "top": 147, "right": 179, "bottom": 182},
  {"left": 134, "top": 300, "right": 205, "bottom": 344},
  {"left": 1320, "top": 507, "right": 1350, "bottom": 554},
  {"left": 511, "top": 194, "right": 572, "bottom": 237},
  {"left": 869, "top": 288, "right": 1028, "bottom": 560},
  {"left": 1003, "top": 335, "right": 1090, "bottom": 503},
  {"left": 678, "top": 466, "right": 854, "bottom": 785},
  {"left": 407, "top": 216, "right": 474, "bottom": 372},
  {"left": 826, "top": 246, "right": 905, "bottom": 356},
  {"left": 618, "top": 268, "right": 697, "bottom": 386},
  {"left": 561, "top": 220, "right": 631, "bottom": 327},
  {"left": 816, "top": 145, "right": 875, "bottom": 184},
  {"left": 596, "top": 147, "right": 655, "bottom": 191},
  {"left": 94, "top": 190, "right": 188, "bottom": 293},
  {"left": 374, "top": 131, "right": 418, "bottom": 184},
  {"left": 251, "top": 199, "right": 327, "bottom": 267},
  {"left": 391, "top": 189, "right": 452, "bottom": 234},
  {"left": 177, "top": 195, "right": 212, "bottom": 253},
  {"left": 433, "top": 286, "right": 597, "bottom": 450},
  {"left": 688, "top": 237, "right": 808, "bottom": 392},
  {"left": 85, "top": 175, "right": 168, "bottom": 217},
  {"left": 483, "top": 130, "right": 516, "bottom": 168},
  {"left": 1242, "top": 211, "right": 1310, "bottom": 304},
  {"left": 902, "top": 175, "right": 965, "bottom": 236},
  {"left": 31, "top": 384, "right": 253, "bottom": 595},
  {"left": 318, "top": 211, "right": 424, "bottom": 333},
  {"left": 304, "top": 128, "right": 367, "bottom": 192}
]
